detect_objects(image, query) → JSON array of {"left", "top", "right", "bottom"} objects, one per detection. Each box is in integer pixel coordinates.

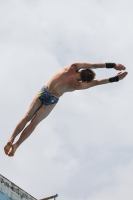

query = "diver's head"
[{"left": 79, "top": 69, "right": 96, "bottom": 82}]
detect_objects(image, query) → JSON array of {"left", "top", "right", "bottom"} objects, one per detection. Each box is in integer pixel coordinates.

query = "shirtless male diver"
[{"left": 4, "top": 62, "right": 127, "bottom": 156}]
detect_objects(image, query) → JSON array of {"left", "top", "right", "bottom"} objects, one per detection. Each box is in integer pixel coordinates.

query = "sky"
[{"left": 0, "top": 0, "right": 133, "bottom": 200}]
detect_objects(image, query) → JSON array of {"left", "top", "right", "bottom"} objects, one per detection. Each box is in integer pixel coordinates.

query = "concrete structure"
[
  {"left": 0, "top": 174, "right": 58, "bottom": 200},
  {"left": 0, "top": 174, "right": 37, "bottom": 200}
]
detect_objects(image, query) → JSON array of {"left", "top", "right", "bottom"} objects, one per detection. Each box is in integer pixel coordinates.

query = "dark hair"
[{"left": 80, "top": 69, "right": 96, "bottom": 82}]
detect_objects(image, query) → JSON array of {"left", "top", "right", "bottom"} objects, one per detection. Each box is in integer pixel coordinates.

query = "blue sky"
[{"left": 0, "top": 1, "right": 133, "bottom": 200}]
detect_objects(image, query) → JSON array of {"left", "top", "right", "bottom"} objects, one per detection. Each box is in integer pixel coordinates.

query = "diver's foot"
[
  {"left": 8, "top": 143, "right": 18, "bottom": 157},
  {"left": 4, "top": 141, "right": 13, "bottom": 155}
]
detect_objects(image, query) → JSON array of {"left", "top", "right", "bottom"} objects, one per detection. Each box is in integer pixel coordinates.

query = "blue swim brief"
[{"left": 38, "top": 86, "right": 59, "bottom": 106}]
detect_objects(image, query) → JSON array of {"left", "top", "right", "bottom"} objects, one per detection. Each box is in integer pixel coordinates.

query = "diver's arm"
[
  {"left": 73, "top": 62, "right": 126, "bottom": 71},
  {"left": 77, "top": 71, "right": 128, "bottom": 90},
  {"left": 72, "top": 62, "right": 105, "bottom": 70}
]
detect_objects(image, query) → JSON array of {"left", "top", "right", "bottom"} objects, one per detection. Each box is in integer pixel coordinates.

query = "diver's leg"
[
  {"left": 8, "top": 103, "right": 56, "bottom": 156},
  {"left": 4, "top": 93, "right": 42, "bottom": 155}
]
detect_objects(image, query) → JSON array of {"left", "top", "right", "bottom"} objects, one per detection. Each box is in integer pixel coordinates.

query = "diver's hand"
[
  {"left": 114, "top": 63, "right": 126, "bottom": 70},
  {"left": 117, "top": 71, "right": 128, "bottom": 80}
]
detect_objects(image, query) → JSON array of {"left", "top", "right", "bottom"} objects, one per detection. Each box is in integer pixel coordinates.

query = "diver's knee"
[
  {"left": 24, "top": 113, "right": 33, "bottom": 122},
  {"left": 29, "top": 121, "right": 38, "bottom": 130}
]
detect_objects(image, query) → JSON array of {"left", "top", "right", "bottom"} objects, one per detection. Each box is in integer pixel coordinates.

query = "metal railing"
[{"left": 40, "top": 194, "right": 58, "bottom": 200}]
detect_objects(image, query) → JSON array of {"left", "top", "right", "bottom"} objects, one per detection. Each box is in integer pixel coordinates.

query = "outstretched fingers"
[
  {"left": 114, "top": 64, "right": 126, "bottom": 71},
  {"left": 117, "top": 71, "right": 128, "bottom": 80}
]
